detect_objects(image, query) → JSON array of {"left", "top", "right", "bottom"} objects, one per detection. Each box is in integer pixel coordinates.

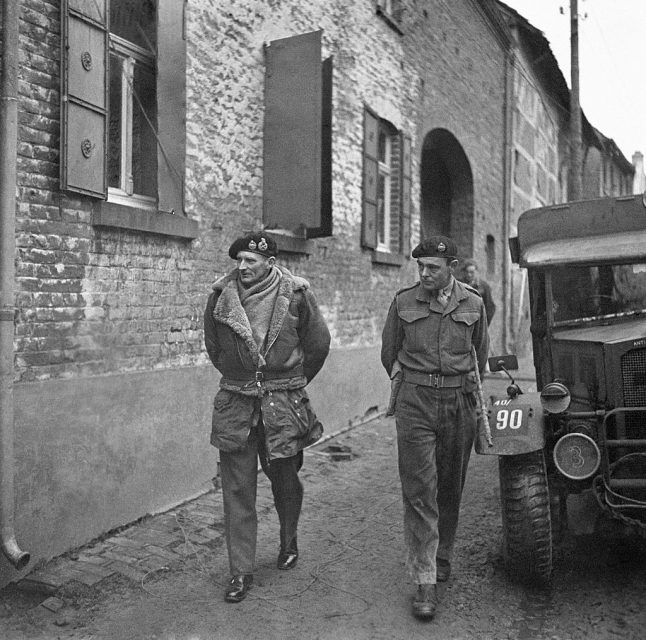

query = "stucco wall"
[{"left": 1, "top": 345, "right": 389, "bottom": 585}]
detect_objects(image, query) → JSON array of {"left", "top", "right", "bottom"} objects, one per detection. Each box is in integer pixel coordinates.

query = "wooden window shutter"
[
  {"left": 308, "top": 55, "right": 333, "bottom": 239},
  {"left": 264, "top": 31, "right": 323, "bottom": 234},
  {"left": 400, "top": 133, "right": 412, "bottom": 256},
  {"left": 157, "top": 0, "right": 186, "bottom": 215},
  {"left": 361, "top": 108, "right": 379, "bottom": 249},
  {"left": 61, "top": 0, "right": 109, "bottom": 198}
]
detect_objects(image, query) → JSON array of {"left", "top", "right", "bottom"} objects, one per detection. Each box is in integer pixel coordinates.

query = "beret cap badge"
[
  {"left": 410, "top": 234, "right": 458, "bottom": 259},
  {"left": 228, "top": 232, "right": 279, "bottom": 259}
]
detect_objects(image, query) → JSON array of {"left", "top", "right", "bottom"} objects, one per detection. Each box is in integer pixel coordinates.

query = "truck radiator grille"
[{"left": 621, "top": 348, "right": 646, "bottom": 439}]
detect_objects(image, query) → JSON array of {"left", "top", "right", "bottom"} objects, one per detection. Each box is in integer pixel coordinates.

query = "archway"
[{"left": 420, "top": 128, "right": 474, "bottom": 256}]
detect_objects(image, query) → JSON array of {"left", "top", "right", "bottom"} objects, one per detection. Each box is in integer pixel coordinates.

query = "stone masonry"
[{"left": 12, "top": 0, "right": 510, "bottom": 383}]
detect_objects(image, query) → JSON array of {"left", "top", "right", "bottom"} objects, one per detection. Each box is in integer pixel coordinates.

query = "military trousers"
[
  {"left": 395, "top": 381, "right": 477, "bottom": 584},
  {"left": 219, "top": 419, "right": 303, "bottom": 576}
]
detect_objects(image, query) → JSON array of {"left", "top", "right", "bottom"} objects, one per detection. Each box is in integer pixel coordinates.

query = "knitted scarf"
[{"left": 237, "top": 266, "right": 282, "bottom": 352}]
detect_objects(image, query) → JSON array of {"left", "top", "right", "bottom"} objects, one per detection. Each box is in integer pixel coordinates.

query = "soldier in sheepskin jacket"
[{"left": 203, "top": 232, "right": 330, "bottom": 603}]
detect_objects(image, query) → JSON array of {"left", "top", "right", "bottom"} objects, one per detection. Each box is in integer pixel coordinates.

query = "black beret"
[
  {"left": 411, "top": 235, "right": 458, "bottom": 259},
  {"left": 228, "top": 232, "right": 278, "bottom": 259}
]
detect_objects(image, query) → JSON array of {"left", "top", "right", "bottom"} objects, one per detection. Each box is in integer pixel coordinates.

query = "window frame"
[
  {"left": 376, "top": 125, "right": 392, "bottom": 251},
  {"left": 108, "top": 33, "right": 157, "bottom": 209},
  {"left": 376, "top": 0, "right": 404, "bottom": 34},
  {"left": 61, "top": 0, "right": 196, "bottom": 239},
  {"left": 361, "top": 106, "right": 410, "bottom": 264}
]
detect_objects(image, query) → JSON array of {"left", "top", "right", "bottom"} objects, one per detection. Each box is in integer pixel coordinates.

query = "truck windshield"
[{"left": 550, "top": 262, "right": 646, "bottom": 323}]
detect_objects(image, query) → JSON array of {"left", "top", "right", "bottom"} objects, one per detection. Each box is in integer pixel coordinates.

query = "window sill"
[
  {"left": 371, "top": 250, "right": 406, "bottom": 266},
  {"left": 92, "top": 201, "right": 198, "bottom": 239},
  {"left": 264, "top": 231, "right": 314, "bottom": 256},
  {"left": 376, "top": 7, "right": 404, "bottom": 35}
]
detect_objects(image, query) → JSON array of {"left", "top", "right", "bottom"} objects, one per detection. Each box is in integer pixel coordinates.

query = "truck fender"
[{"left": 475, "top": 391, "right": 546, "bottom": 455}]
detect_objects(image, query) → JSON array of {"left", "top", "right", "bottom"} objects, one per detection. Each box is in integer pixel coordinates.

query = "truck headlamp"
[
  {"left": 539, "top": 382, "right": 571, "bottom": 414},
  {"left": 553, "top": 433, "right": 601, "bottom": 480}
]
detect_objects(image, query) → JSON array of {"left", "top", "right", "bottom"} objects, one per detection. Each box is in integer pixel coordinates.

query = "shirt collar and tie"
[{"left": 436, "top": 277, "right": 455, "bottom": 308}]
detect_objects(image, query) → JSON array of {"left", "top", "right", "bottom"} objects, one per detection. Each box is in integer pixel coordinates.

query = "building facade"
[
  {"left": 0, "top": 0, "right": 632, "bottom": 583},
  {"left": 498, "top": 1, "right": 634, "bottom": 354}
]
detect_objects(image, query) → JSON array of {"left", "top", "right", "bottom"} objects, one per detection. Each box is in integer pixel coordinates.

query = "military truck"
[{"left": 477, "top": 193, "right": 646, "bottom": 583}]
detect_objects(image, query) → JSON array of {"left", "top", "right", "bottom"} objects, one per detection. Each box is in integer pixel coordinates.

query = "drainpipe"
[
  {"left": 501, "top": 44, "right": 515, "bottom": 353},
  {"left": 0, "top": 0, "right": 30, "bottom": 570}
]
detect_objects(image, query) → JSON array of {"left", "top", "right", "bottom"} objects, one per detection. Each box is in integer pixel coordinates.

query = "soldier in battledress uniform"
[{"left": 381, "top": 235, "right": 489, "bottom": 620}]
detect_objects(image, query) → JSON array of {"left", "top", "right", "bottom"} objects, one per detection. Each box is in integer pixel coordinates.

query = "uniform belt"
[
  {"left": 221, "top": 368, "right": 304, "bottom": 387},
  {"left": 403, "top": 370, "right": 465, "bottom": 388}
]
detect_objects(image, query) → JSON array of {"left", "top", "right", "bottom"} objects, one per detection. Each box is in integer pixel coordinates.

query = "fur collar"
[{"left": 212, "top": 266, "right": 309, "bottom": 367}]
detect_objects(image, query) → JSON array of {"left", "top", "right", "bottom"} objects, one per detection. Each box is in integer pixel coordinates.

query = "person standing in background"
[{"left": 460, "top": 258, "right": 496, "bottom": 325}]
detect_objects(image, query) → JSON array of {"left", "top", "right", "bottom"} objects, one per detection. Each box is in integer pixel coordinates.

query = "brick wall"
[
  {"left": 10, "top": 0, "right": 510, "bottom": 383},
  {"left": 13, "top": 1, "right": 207, "bottom": 382},
  {"left": 404, "top": 0, "right": 508, "bottom": 345}
]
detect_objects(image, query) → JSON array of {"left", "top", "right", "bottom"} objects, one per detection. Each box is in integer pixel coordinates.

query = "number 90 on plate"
[{"left": 492, "top": 405, "right": 529, "bottom": 437}]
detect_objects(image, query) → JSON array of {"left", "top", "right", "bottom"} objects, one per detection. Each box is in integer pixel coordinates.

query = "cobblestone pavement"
[{"left": 14, "top": 490, "right": 227, "bottom": 606}]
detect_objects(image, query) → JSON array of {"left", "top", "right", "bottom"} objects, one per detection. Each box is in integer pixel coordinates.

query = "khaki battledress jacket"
[
  {"left": 381, "top": 278, "right": 489, "bottom": 380},
  {"left": 204, "top": 266, "right": 330, "bottom": 459}
]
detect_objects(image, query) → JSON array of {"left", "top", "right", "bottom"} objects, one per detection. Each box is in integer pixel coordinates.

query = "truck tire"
[{"left": 499, "top": 450, "right": 553, "bottom": 583}]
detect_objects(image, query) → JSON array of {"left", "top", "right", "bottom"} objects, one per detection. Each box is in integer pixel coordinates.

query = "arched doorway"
[{"left": 420, "top": 128, "right": 474, "bottom": 255}]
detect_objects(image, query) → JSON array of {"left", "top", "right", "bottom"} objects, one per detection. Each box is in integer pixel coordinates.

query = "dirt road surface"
[{"left": 1, "top": 375, "right": 645, "bottom": 639}]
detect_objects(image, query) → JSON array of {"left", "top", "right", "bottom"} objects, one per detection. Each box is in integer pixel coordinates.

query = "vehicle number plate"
[{"left": 491, "top": 404, "right": 529, "bottom": 437}]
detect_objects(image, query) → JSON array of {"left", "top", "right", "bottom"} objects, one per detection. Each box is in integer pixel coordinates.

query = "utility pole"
[{"left": 569, "top": 0, "right": 583, "bottom": 200}]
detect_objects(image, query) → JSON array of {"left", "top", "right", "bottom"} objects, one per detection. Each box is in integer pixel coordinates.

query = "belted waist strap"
[
  {"left": 403, "top": 369, "right": 466, "bottom": 388},
  {"left": 222, "top": 366, "right": 304, "bottom": 385},
  {"left": 220, "top": 368, "right": 306, "bottom": 395}
]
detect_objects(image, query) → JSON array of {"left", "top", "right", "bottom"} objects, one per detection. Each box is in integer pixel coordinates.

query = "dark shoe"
[
  {"left": 412, "top": 583, "right": 437, "bottom": 620},
  {"left": 277, "top": 551, "right": 298, "bottom": 570},
  {"left": 224, "top": 574, "right": 253, "bottom": 603},
  {"left": 436, "top": 559, "right": 451, "bottom": 582}
]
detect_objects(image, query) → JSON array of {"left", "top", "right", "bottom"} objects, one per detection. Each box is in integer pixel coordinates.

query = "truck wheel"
[{"left": 499, "top": 450, "right": 553, "bottom": 583}]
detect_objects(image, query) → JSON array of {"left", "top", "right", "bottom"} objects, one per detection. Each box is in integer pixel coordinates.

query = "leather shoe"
[
  {"left": 412, "top": 583, "right": 437, "bottom": 620},
  {"left": 277, "top": 551, "right": 298, "bottom": 570},
  {"left": 224, "top": 574, "right": 252, "bottom": 603},
  {"left": 436, "top": 559, "right": 451, "bottom": 582}
]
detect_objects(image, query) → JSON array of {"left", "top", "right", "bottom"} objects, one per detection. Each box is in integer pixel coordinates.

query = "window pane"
[
  {"left": 108, "top": 53, "right": 122, "bottom": 188},
  {"left": 132, "top": 63, "right": 157, "bottom": 197},
  {"left": 552, "top": 263, "right": 646, "bottom": 322},
  {"left": 378, "top": 130, "right": 387, "bottom": 164},
  {"left": 110, "top": 0, "right": 157, "bottom": 51},
  {"left": 377, "top": 173, "right": 386, "bottom": 243}
]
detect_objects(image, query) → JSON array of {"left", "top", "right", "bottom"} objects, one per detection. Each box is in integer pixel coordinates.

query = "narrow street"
[{"left": 1, "top": 375, "right": 645, "bottom": 639}]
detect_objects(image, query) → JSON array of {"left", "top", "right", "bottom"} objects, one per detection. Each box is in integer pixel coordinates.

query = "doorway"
[{"left": 420, "top": 128, "right": 474, "bottom": 255}]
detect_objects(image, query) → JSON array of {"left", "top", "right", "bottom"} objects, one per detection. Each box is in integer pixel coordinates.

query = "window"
[
  {"left": 61, "top": 0, "right": 195, "bottom": 238},
  {"left": 376, "top": 0, "right": 404, "bottom": 32},
  {"left": 263, "top": 31, "right": 333, "bottom": 243},
  {"left": 376, "top": 124, "right": 393, "bottom": 250},
  {"left": 362, "top": 107, "right": 411, "bottom": 260},
  {"left": 486, "top": 234, "right": 496, "bottom": 276},
  {"left": 108, "top": 0, "right": 157, "bottom": 209}
]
